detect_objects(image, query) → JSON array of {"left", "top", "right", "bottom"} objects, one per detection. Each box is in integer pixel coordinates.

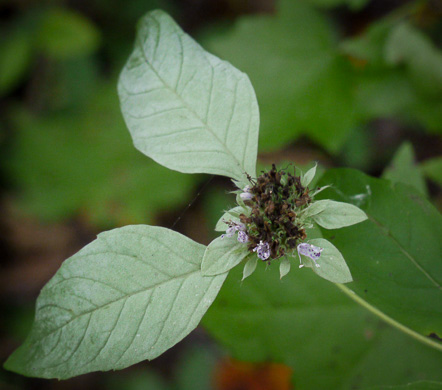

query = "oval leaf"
[
  {"left": 304, "top": 238, "right": 353, "bottom": 283},
  {"left": 4, "top": 225, "right": 227, "bottom": 379},
  {"left": 118, "top": 10, "right": 259, "bottom": 184},
  {"left": 202, "top": 236, "right": 249, "bottom": 276},
  {"left": 242, "top": 256, "right": 258, "bottom": 281},
  {"left": 279, "top": 257, "right": 291, "bottom": 279},
  {"left": 317, "top": 168, "right": 442, "bottom": 349},
  {"left": 311, "top": 199, "right": 368, "bottom": 229},
  {"left": 301, "top": 163, "right": 317, "bottom": 187},
  {"left": 215, "top": 205, "right": 250, "bottom": 232}
]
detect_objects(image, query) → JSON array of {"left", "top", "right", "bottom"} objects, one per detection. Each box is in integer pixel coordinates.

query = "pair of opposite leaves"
[{"left": 4, "top": 11, "right": 366, "bottom": 380}]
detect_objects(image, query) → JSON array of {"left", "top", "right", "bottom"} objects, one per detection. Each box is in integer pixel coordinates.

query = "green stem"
[{"left": 336, "top": 283, "right": 442, "bottom": 352}]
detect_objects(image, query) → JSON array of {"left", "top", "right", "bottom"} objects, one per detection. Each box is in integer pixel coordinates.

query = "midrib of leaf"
[
  {"left": 38, "top": 268, "right": 201, "bottom": 341},
  {"left": 134, "top": 24, "right": 248, "bottom": 180},
  {"left": 368, "top": 215, "right": 441, "bottom": 290}
]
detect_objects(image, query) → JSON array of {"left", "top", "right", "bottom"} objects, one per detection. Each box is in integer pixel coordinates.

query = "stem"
[{"left": 336, "top": 283, "right": 442, "bottom": 352}]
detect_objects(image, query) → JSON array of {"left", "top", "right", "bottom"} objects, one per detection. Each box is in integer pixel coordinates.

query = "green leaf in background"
[
  {"left": 305, "top": 0, "right": 369, "bottom": 10},
  {"left": 363, "top": 381, "right": 442, "bottom": 390},
  {"left": 203, "top": 264, "right": 442, "bottom": 390},
  {"left": 37, "top": 8, "right": 101, "bottom": 59},
  {"left": 201, "top": 236, "right": 249, "bottom": 276},
  {"left": 0, "top": 30, "right": 33, "bottom": 96},
  {"left": 301, "top": 238, "right": 353, "bottom": 283},
  {"left": 200, "top": 0, "right": 357, "bottom": 153},
  {"left": 316, "top": 169, "right": 442, "bottom": 349},
  {"left": 118, "top": 10, "right": 259, "bottom": 184},
  {"left": 4, "top": 225, "right": 227, "bottom": 379},
  {"left": 340, "top": 13, "right": 442, "bottom": 133},
  {"left": 309, "top": 199, "right": 368, "bottom": 229},
  {"left": 6, "top": 83, "right": 196, "bottom": 227},
  {"left": 384, "top": 22, "right": 442, "bottom": 96},
  {"left": 382, "top": 142, "right": 428, "bottom": 197},
  {"left": 420, "top": 156, "right": 442, "bottom": 187}
]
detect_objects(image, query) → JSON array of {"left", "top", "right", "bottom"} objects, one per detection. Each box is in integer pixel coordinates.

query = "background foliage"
[{"left": 1, "top": 0, "right": 441, "bottom": 389}]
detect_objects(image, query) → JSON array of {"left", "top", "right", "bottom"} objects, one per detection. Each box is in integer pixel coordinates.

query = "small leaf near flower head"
[
  {"left": 242, "top": 255, "right": 258, "bottom": 281},
  {"left": 301, "top": 163, "right": 317, "bottom": 188},
  {"left": 215, "top": 206, "right": 250, "bottom": 232},
  {"left": 202, "top": 236, "right": 249, "bottom": 276},
  {"left": 279, "top": 257, "right": 291, "bottom": 279},
  {"left": 301, "top": 201, "right": 327, "bottom": 219},
  {"left": 310, "top": 200, "right": 368, "bottom": 229},
  {"left": 302, "top": 238, "right": 353, "bottom": 283},
  {"left": 310, "top": 185, "right": 332, "bottom": 198}
]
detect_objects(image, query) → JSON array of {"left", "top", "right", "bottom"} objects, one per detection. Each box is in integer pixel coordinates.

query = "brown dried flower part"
[{"left": 240, "top": 164, "right": 310, "bottom": 261}]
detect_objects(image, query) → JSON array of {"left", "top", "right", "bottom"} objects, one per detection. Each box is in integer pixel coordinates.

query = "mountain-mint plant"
[{"left": 4, "top": 10, "right": 367, "bottom": 379}]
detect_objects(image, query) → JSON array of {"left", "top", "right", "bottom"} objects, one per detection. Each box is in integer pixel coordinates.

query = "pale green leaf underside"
[
  {"left": 4, "top": 225, "right": 227, "bottom": 379},
  {"left": 312, "top": 199, "right": 368, "bottom": 229},
  {"left": 301, "top": 163, "right": 317, "bottom": 188},
  {"left": 215, "top": 205, "right": 250, "bottom": 232},
  {"left": 305, "top": 238, "right": 352, "bottom": 283},
  {"left": 118, "top": 10, "right": 259, "bottom": 184},
  {"left": 202, "top": 236, "right": 249, "bottom": 276}
]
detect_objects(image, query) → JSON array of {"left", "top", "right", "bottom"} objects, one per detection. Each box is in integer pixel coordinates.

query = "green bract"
[{"left": 4, "top": 9, "right": 439, "bottom": 382}]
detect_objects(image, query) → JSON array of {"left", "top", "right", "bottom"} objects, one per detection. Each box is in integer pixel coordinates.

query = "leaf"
[
  {"left": 382, "top": 142, "right": 427, "bottom": 197},
  {"left": 420, "top": 157, "right": 442, "bottom": 186},
  {"left": 118, "top": 10, "right": 259, "bottom": 184},
  {"left": 301, "top": 238, "right": 353, "bottom": 283},
  {"left": 215, "top": 206, "right": 250, "bottom": 232},
  {"left": 384, "top": 22, "right": 442, "bottom": 95},
  {"left": 200, "top": 0, "right": 357, "bottom": 153},
  {"left": 279, "top": 257, "right": 291, "bottom": 279},
  {"left": 4, "top": 225, "right": 227, "bottom": 379},
  {"left": 242, "top": 256, "right": 258, "bottom": 280},
  {"left": 203, "top": 264, "right": 442, "bottom": 390},
  {"left": 363, "top": 381, "right": 442, "bottom": 390},
  {"left": 301, "top": 163, "right": 317, "bottom": 188},
  {"left": 0, "top": 30, "right": 33, "bottom": 96},
  {"left": 37, "top": 9, "right": 101, "bottom": 59},
  {"left": 201, "top": 236, "right": 249, "bottom": 276},
  {"left": 301, "top": 200, "right": 328, "bottom": 218},
  {"left": 310, "top": 199, "right": 368, "bottom": 229},
  {"left": 316, "top": 169, "right": 442, "bottom": 348}
]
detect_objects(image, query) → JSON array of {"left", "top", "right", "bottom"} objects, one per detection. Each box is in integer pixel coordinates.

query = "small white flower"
[
  {"left": 237, "top": 230, "right": 249, "bottom": 243},
  {"left": 253, "top": 240, "right": 271, "bottom": 261},
  {"left": 221, "top": 222, "right": 245, "bottom": 239},
  {"left": 297, "top": 242, "right": 323, "bottom": 268},
  {"left": 240, "top": 185, "right": 253, "bottom": 201}
]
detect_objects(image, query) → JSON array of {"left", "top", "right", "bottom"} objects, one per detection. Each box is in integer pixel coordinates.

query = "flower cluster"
[{"left": 219, "top": 164, "right": 328, "bottom": 271}]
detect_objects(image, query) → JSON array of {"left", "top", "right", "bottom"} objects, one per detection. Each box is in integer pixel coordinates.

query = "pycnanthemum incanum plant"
[{"left": 4, "top": 10, "right": 367, "bottom": 380}]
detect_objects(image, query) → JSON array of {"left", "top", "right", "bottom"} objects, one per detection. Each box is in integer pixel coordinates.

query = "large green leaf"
[
  {"left": 316, "top": 169, "right": 442, "bottom": 349},
  {"left": 4, "top": 225, "right": 227, "bottom": 379},
  {"left": 203, "top": 264, "right": 442, "bottom": 390},
  {"left": 200, "top": 0, "right": 357, "bottom": 152},
  {"left": 118, "top": 10, "right": 259, "bottom": 184}
]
